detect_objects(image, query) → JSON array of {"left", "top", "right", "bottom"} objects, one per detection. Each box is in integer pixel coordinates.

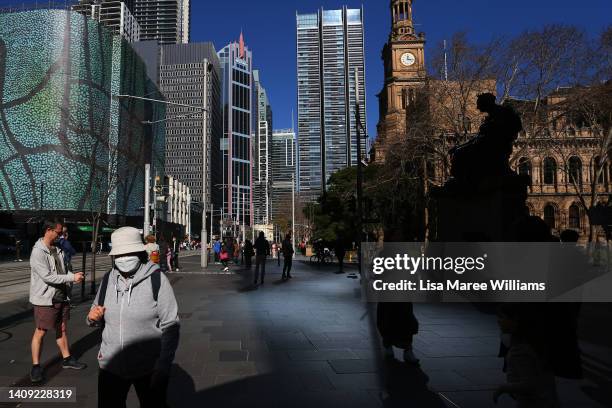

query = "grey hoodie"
[
  {"left": 29, "top": 238, "right": 74, "bottom": 306},
  {"left": 87, "top": 261, "right": 180, "bottom": 379}
]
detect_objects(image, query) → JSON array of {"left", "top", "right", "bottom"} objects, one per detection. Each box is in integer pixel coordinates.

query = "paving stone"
[
  {"left": 328, "top": 359, "right": 378, "bottom": 374},
  {"left": 219, "top": 350, "right": 249, "bottom": 362}
]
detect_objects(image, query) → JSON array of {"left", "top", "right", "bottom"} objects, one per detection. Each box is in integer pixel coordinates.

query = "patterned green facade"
[{"left": 0, "top": 10, "right": 165, "bottom": 216}]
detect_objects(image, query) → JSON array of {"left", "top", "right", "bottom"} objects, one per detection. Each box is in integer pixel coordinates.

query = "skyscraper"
[
  {"left": 133, "top": 0, "right": 189, "bottom": 44},
  {"left": 270, "top": 129, "right": 296, "bottom": 224},
  {"left": 159, "top": 43, "right": 222, "bottom": 228},
  {"left": 296, "top": 7, "right": 367, "bottom": 201},
  {"left": 252, "top": 70, "right": 273, "bottom": 225},
  {"left": 72, "top": 1, "right": 141, "bottom": 42},
  {"left": 218, "top": 33, "right": 253, "bottom": 229}
]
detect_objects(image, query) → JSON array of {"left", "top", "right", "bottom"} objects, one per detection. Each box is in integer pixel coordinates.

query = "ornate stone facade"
[{"left": 511, "top": 91, "right": 611, "bottom": 237}]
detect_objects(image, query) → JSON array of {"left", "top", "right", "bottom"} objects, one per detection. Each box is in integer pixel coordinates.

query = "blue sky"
[{"left": 190, "top": 0, "right": 611, "bottom": 139}]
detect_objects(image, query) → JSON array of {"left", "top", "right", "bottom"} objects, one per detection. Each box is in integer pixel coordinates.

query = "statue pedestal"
[{"left": 430, "top": 174, "right": 530, "bottom": 242}]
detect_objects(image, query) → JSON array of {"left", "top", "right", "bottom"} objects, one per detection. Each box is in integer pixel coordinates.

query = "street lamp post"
[
  {"left": 354, "top": 67, "right": 364, "bottom": 276},
  {"left": 201, "top": 59, "right": 210, "bottom": 268}
]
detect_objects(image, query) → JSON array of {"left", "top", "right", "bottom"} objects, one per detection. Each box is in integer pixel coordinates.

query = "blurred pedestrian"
[
  {"left": 144, "top": 234, "right": 160, "bottom": 264},
  {"left": 244, "top": 239, "right": 254, "bottom": 268},
  {"left": 493, "top": 304, "right": 559, "bottom": 407},
  {"left": 58, "top": 230, "right": 77, "bottom": 273},
  {"left": 281, "top": 233, "right": 294, "bottom": 280},
  {"left": 253, "top": 232, "right": 270, "bottom": 285},
  {"left": 29, "top": 220, "right": 86, "bottom": 383},
  {"left": 87, "top": 227, "right": 179, "bottom": 408},
  {"left": 171, "top": 236, "right": 180, "bottom": 272},
  {"left": 219, "top": 244, "right": 230, "bottom": 272},
  {"left": 213, "top": 239, "right": 221, "bottom": 264}
]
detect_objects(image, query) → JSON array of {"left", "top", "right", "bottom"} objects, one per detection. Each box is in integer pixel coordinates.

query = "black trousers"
[
  {"left": 98, "top": 369, "right": 167, "bottom": 408},
  {"left": 254, "top": 255, "right": 266, "bottom": 283},
  {"left": 282, "top": 256, "right": 293, "bottom": 277},
  {"left": 173, "top": 252, "right": 179, "bottom": 269}
]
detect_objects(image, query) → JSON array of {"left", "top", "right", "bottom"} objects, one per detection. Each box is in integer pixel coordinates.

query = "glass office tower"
[
  {"left": 252, "top": 70, "right": 273, "bottom": 225},
  {"left": 296, "top": 7, "right": 367, "bottom": 201},
  {"left": 270, "top": 129, "right": 296, "bottom": 223},
  {"left": 218, "top": 34, "right": 253, "bottom": 229}
]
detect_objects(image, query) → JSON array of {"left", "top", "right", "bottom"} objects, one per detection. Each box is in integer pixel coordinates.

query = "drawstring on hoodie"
[{"left": 127, "top": 280, "right": 133, "bottom": 306}]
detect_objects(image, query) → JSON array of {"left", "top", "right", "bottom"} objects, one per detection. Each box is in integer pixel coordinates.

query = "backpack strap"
[
  {"left": 150, "top": 269, "right": 161, "bottom": 302},
  {"left": 97, "top": 270, "right": 112, "bottom": 307}
]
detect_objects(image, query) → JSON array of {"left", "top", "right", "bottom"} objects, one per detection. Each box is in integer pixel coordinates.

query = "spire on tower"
[{"left": 239, "top": 31, "right": 245, "bottom": 58}]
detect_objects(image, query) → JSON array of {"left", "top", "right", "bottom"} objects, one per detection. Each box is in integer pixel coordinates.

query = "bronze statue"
[{"left": 449, "top": 93, "right": 523, "bottom": 189}]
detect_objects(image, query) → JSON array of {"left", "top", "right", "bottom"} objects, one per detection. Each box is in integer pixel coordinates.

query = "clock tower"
[{"left": 374, "top": 0, "right": 427, "bottom": 162}]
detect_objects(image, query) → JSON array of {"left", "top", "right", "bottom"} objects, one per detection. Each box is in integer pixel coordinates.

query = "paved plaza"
[{"left": 0, "top": 253, "right": 610, "bottom": 407}]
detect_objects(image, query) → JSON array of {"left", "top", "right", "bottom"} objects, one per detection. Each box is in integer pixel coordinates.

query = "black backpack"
[{"left": 97, "top": 269, "right": 161, "bottom": 307}]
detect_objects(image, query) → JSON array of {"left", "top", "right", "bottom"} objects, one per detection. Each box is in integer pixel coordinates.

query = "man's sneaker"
[
  {"left": 176, "top": 268, "right": 180, "bottom": 272},
  {"left": 403, "top": 347, "right": 419, "bottom": 364},
  {"left": 62, "top": 357, "right": 87, "bottom": 370},
  {"left": 30, "top": 365, "right": 43, "bottom": 383}
]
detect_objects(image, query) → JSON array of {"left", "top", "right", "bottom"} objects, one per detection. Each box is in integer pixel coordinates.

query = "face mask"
[{"left": 115, "top": 256, "right": 141, "bottom": 273}]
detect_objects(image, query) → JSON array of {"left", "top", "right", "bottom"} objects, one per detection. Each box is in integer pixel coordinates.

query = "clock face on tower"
[{"left": 400, "top": 52, "right": 416, "bottom": 67}]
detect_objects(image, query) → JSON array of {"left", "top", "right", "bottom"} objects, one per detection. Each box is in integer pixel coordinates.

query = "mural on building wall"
[{"left": 0, "top": 10, "right": 164, "bottom": 216}]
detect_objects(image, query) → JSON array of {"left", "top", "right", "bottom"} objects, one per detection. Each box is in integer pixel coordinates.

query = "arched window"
[
  {"left": 518, "top": 157, "right": 531, "bottom": 182},
  {"left": 568, "top": 156, "right": 582, "bottom": 186},
  {"left": 568, "top": 205, "right": 581, "bottom": 229},
  {"left": 544, "top": 205, "right": 556, "bottom": 229},
  {"left": 543, "top": 157, "right": 557, "bottom": 185}
]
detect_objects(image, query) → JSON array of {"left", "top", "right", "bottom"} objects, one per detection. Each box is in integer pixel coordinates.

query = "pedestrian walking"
[
  {"left": 213, "top": 239, "right": 221, "bottom": 264},
  {"left": 493, "top": 304, "right": 559, "bottom": 407},
  {"left": 29, "top": 220, "right": 86, "bottom": 383},
  {"left": 244, "top": 239, "right": 254, "bottom": 268},
  {"left": 144, "top": 234, "right": 160, "bottom": 264},
  {"left": 281, "top": 233, "right": 294, "bottom": 280},
  {"left": 253, "top": 232, "right": 270, "bottom": 285},
  {"left": 271, "top": 242, "right": 278, "bottom": 261},
  {"left": 277, "top": 241, "right": 281, "bottom": 266},
  {"left": 377, "top": 302, "right": 420, "bottom": 364},
  {"left": 219, "top": 244, "right": 230, "bottom": 272},
  {"left": 171, "top": 236, "right": 180, "bottom": 272},
  {"left": 87, "top": 226, "right": 180, "bottom": 408},
  {"left": 165, "top": 244, "right": 173, "bottom": 273},
  {"left": 58, "top": 230, "right": 77, "bottom": 273}
]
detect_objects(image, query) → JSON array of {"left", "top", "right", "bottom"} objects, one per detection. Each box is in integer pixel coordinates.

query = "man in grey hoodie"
[
  {"left": 29, "top": 220, "right": 86, "bottom": 383},
  {"left": 87, "top": 227, "right": 179, "bottom": 408}
]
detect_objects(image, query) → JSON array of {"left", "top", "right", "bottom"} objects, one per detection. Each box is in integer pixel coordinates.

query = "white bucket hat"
[{"left": 109, "top": 227, "right": 145, "bottom": 256}]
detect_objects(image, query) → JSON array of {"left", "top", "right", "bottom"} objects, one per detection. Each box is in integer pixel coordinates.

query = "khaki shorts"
[{"left": 33, "top": 303, "right": 70, "bottom": 331}]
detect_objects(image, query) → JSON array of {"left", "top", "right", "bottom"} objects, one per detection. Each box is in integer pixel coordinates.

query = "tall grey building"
[
  {"left": 159, "top": 43, "right": 222, "bottom": 232},
  {"left": 133, "top": 0, "right": 189, "bottom": 44},
  {"left": 270, "top": 129, "right": 296, "bottom": 224},
  {"left": 296, "top": 7, "right": 367, "bottom": 201},
  {"left": 252, "top": 70, "right": 273, "bottom": 225}
]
